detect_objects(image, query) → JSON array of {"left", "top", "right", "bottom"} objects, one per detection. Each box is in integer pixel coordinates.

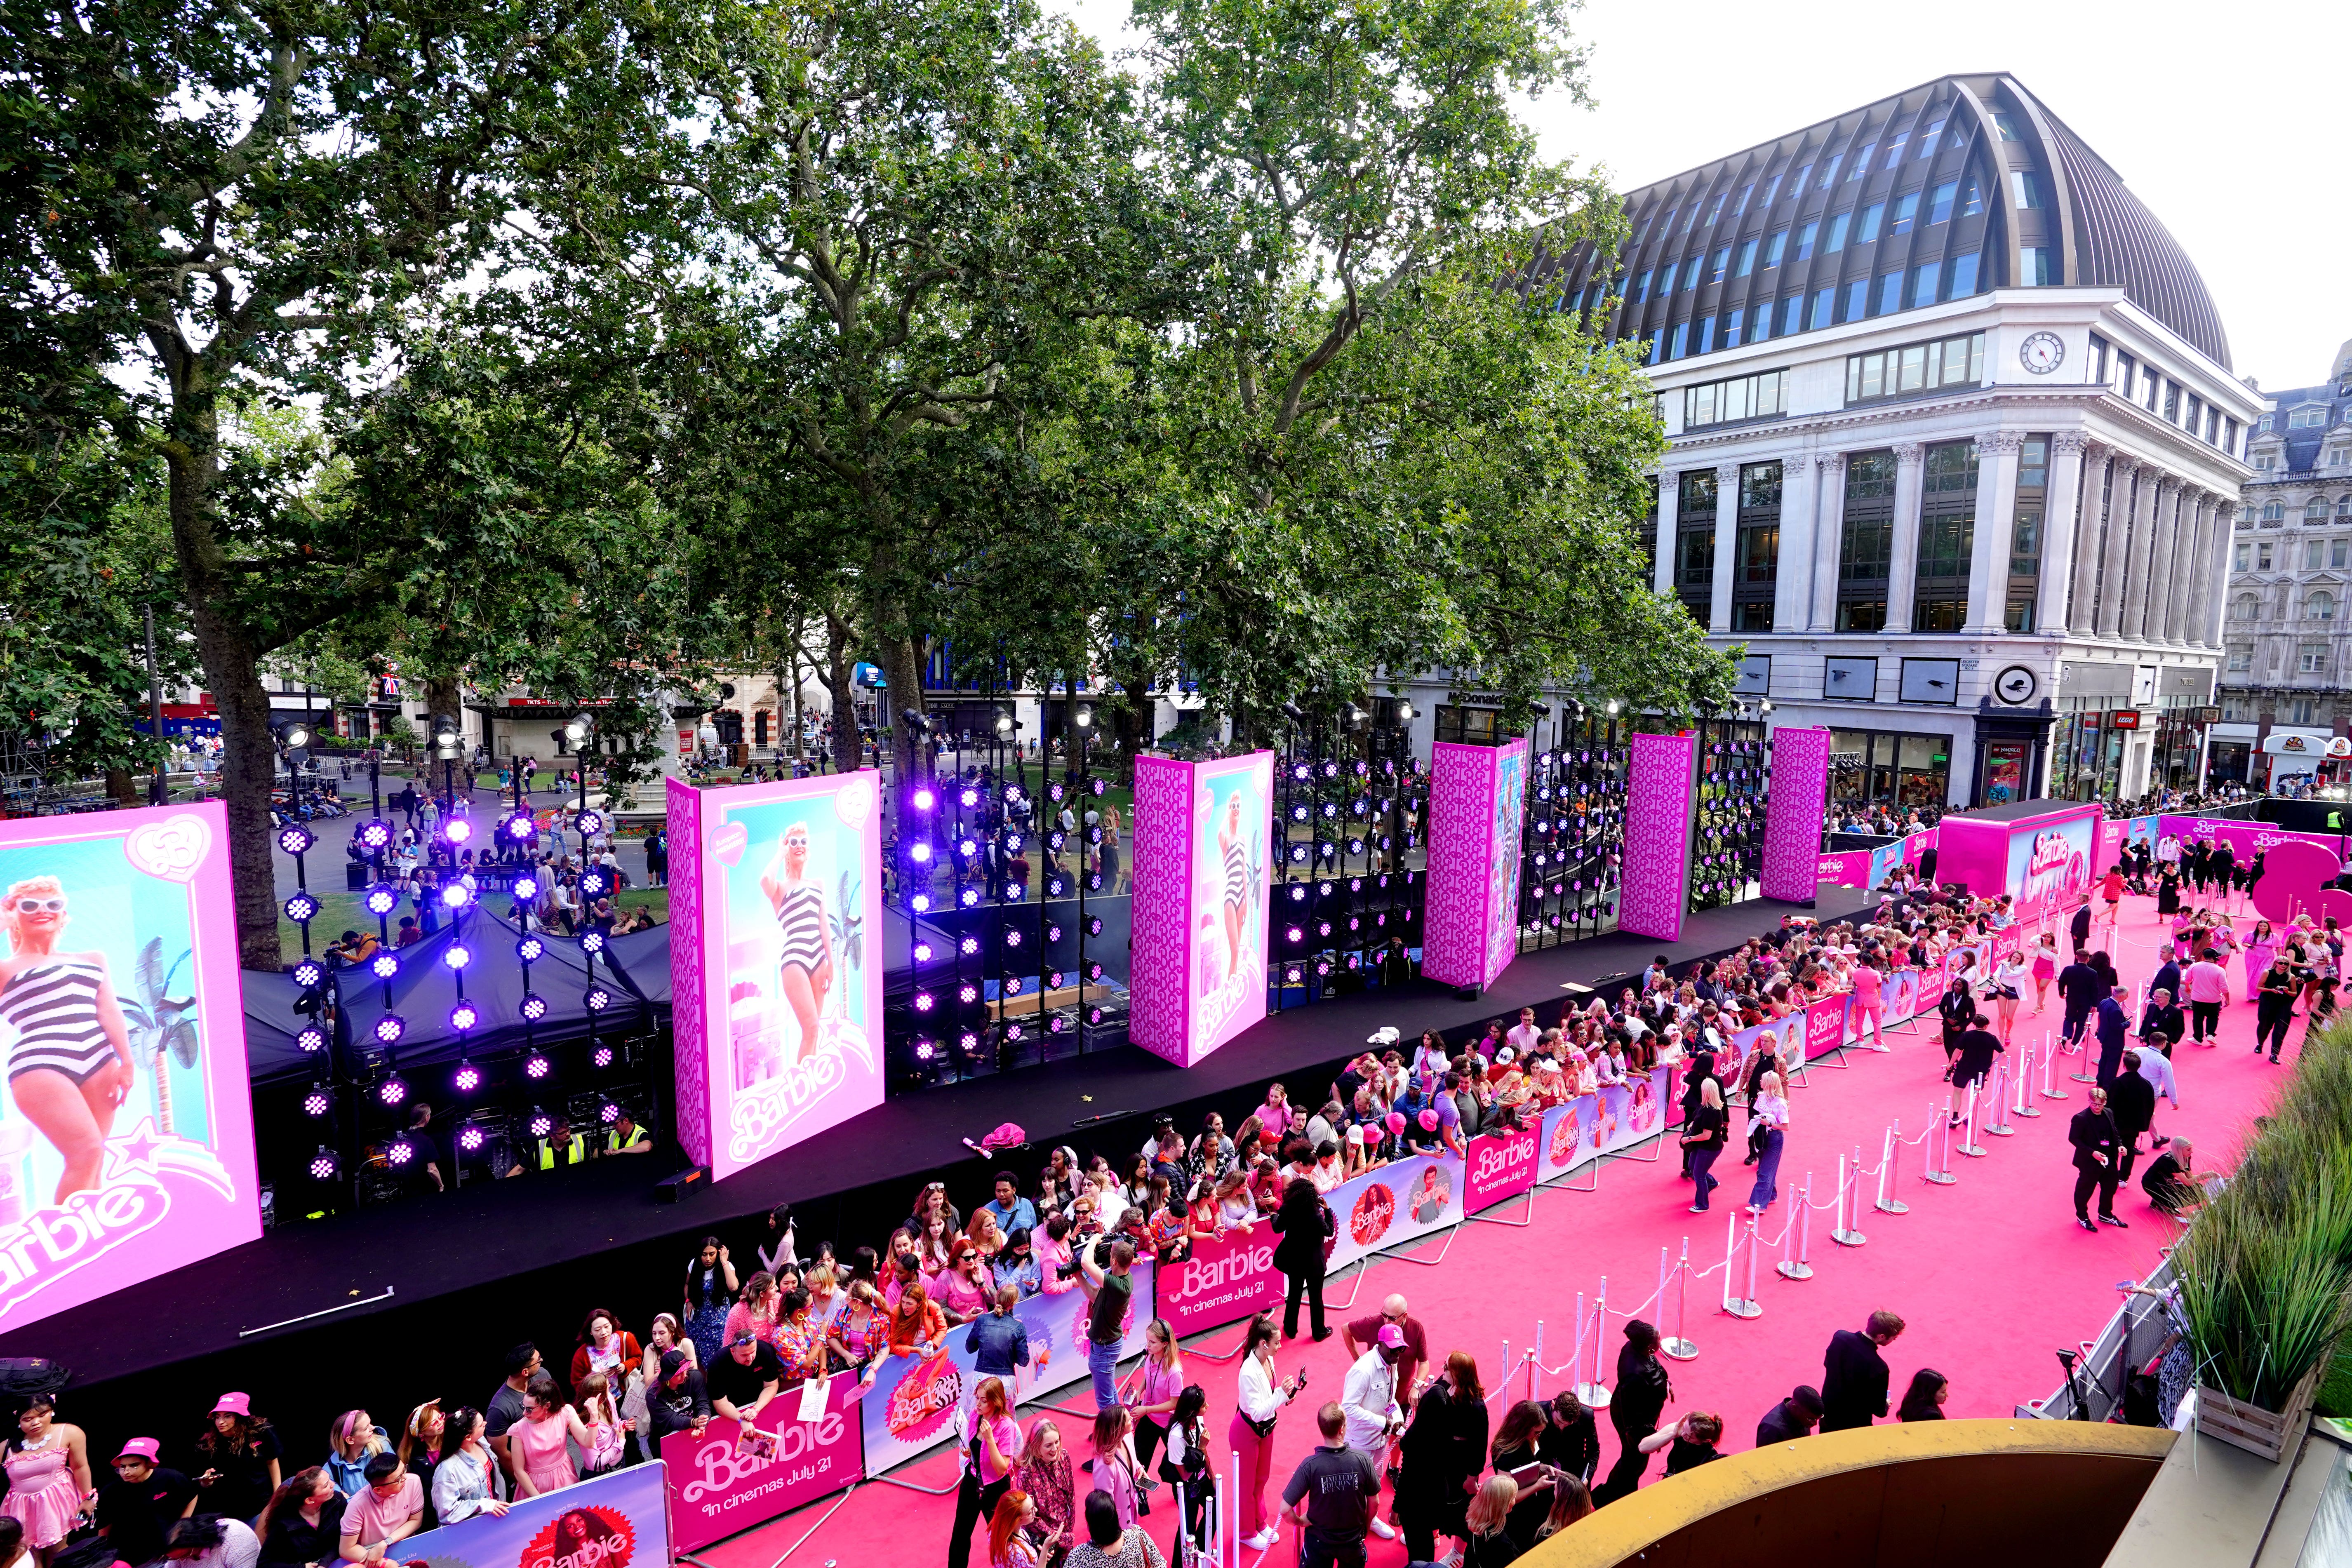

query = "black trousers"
[
  {"left": 2258, "top": 1005, "right": 2294, "bottom": 1059},
  {"left": 947, "top": 1472, "right": 1010, "bottom": 1568},
  {"left": 1593, "top": 1410, "right": 1654, "bottom": 1506},
  {"left": 1284, "top": 1266, "right": 1327, "bottom": 1338},
  {"left": 2117, "top": 1137, "right": 2144, "bottom": 1185},
  {"left": 2062, "top": 1009, "right": 2090, "bottom": 1044},
  {"left": 2190, "top": 1001, "right": 2220, "bottom": 1041},
  {"left": 2073, "top": 1165, "right": 2119, "bottom": 1220},
  {"left": 1298, "top": 1526, "right": 1368, "bottom": 1568}
]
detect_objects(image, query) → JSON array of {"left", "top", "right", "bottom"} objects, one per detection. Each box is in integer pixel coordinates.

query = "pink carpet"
[{"left": 704, "top": 891, "right": 2290, "bottom": 1567}]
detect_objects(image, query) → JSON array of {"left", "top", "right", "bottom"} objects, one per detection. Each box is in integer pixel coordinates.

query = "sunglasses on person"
[{"left": 9, "top": 897, "right": 65, "bottom": 914}]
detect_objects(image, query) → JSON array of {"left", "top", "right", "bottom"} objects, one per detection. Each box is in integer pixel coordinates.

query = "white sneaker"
[
  {"left": 1244, "top": 1528, "right": 1278, "bottom": 1550},
  {"left": 1369, "top": 1517, "right": 1397, "bottom": 1540}
]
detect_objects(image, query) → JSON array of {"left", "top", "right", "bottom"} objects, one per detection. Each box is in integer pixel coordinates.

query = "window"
[
  {"left": 1838, "top": 451, "right": 1898, "bottom": 632},
  {"left": 1811, "top": 289, "right": 1834, "bottom": 330},
  {"left": 2327, "top": 446, "right": 2351, "bottom": 468},
  {"left": 1912, "top": 264, "right": 1939, "bottom": 308},
  {"left": 1736, "top": 183, "right": 1755, "bottom": 215},
  {"left": 1764, "top": 173, "right": 1783, "bottom": 207},
  {"left": 2290, "top": 406, "right": 2330, "bottom": 428},
  {"left": 2334, "top": 538, "right": 2350, "bottom": 567},
  {"left": 1725, "top": 308, "right": 1743, "bottom": 345},
  {"left": 1677, "top": 470, "right": 1717, "bottom": 620},
  {"left": 2235, "top": 543, "right": 2251, "bottom": 571},
  {"left": 1697, "top": 315, "right": 1716, "bottom": 354},
  {"left": 1913, "top": 442, "right": 1979, "bottom": 632},
  {"left": 1795, "top": 221, "right": 1818, "bottom": 261},
  {"left": 2306, "top": 540, "right": 2326, "bottom": 570},
  {"left": 2309, "top": 500, "right": 2331, "bottom": 522},
  {"left": 1960, "top": 176, "right": 1983, "bottom": 217},
  {"left": 2164, "top": 384, "right": 2180, "bottom": 423},
  {"left": 1683, "top": 256, "right": 1702, "bottom": 290},
  {"left": 1947, "top": 253, "right": 1980, "bottom": 296},
  {"left": 2307, "top": 591, "right": 2336, "bottom": 623},
  {"left": 1891, "top": 190, "right": 1919, "bottom": 235},
  {"left": 2233, "top": 593, "right": 2260, "bottom": 621},
  {"left": 1708, "top": 247, "right": 1729, "bottom": 284},
  {"left": 1783, "top": 297, "right": 1803, "bottom": 335},
  {"left": 1647, "top": 330, "right": 1663, "bottom": 365},
  {"left": 1706, "top": 193, "right": 1726, "bottom": 226},
  {"left": 1792, "top": 163, "right": 1813, "bottom": 191},
  {"left": 1919, "top": 118, "right": 1945, "bottom": 158},
  {"left": 1826, "top": 212, "right": 1850, "bottom": 253},
  {"left": 1670, "top": 321, "right": 1689, "bottom": 359},
  {"left": 2290, "top": 698, "right": 2321, "bottom": 724},
  {"left": 2254, "top": 453, "right": 2278, "bottom": 472},
  {"left": 1884, "top": 133, "right": 1907, "bottom": 168},
  {"left": 1877, "top": 273, "right": 1903, "bottom": 314},
  {"left": 1900, "top": 658, "right": 1962, "bottom": 703},
  {"left": 1683, "top": 369, "right": 1790, "bottom": 429},
  {"left": 1844, "top": 279, "right": 1868, "bottom": 322},
  {"left": 2020, "top": 247, "right": 2054, "bottom": 286},
  {"left": 1993, "top": 111, "right": 2020, "bottom": 141},
  {"left": 1849, "top": 144, "right": 1875, "bottom": 177},
  {"left": 2227, "top": 647, "right": 2252, "bottom": 672},
  {"left": 1820, "top": 153, "right": 1842, "bottom": 188},
  {"left": 1633, "top": 270, "right": 1651, "bottom": 303},
  {"left": 1845, "top": 331, "right": 1986, "bottom": 404},
  {"left": 1736, "top": 238, "right": 1757, "bottom": 277},
  {"left": 1823, "top": 656, "right": 1878, "bottom": 699},
  {"left": 1929, "top": 181, "right": 1957, "bottom": 224},
  {"left": 1684, "top": 204, "right": 1700, "bottom": 235},
  {"left": 1857, "top": 202, "right": 1885, "bottom": 243},
  {"left": 2301, "top": 644, "right": 2330, "bottom": 673},
  {"left": 2011, "top": 171, "right": 2044, "bottom": 209},
  {"left": 1765, "top": 230, "right": 1787, "bottom": 268},
  {"left": 1747, "top": 307, "right": 1769, "bottom": 344},
  {"left": 2260, "top": 539, "right": 2277, "bottom": 565},
  {"left": 1733, "top": 461, "right": 1781, "bottom": 631}
]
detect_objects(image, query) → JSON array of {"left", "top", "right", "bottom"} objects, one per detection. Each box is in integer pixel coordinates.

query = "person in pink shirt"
[
  {"left": 336, "top": 1455, "right": 423, "bottom": 1564},
  {"left": 1255, "top": 1084, "right": 1299, "bottom": 1143},
  {"left": 2182, "top": 950, "right": 2230, "bottom": 1045},
  {"left": 1849, "top": 961, "right": 1885, "bottom": 1050},
  {"left": 1034, "top": 1213, "right": 1078, "bottom": 1296}
]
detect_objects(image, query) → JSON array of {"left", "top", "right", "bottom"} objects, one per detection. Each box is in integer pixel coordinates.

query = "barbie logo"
[
  {"left": 1470, "top": 1138, "right": 1534, "bottom": 1188},
  {"left": 679, "top": 1412, "right": 848, "bottom": 1500},
  {"left": 1547, "top": 1110, "right": 1581, "bottom": 1166},
  {"left": 521, "top": 1506, "right": 635, "bottom": 1568},
  {"left": 1350, "top": 1182, "right": 1395, "bottom": 1246},
  {"left": 0, "top": 1180, "right": 169, "bottom": 1316},
  {"left": 883, "top": 1353, "right": 962, "bottom": 1443},
  {"left": 1167, "top": 1243, "right": 1275, "bottom": 1304}
]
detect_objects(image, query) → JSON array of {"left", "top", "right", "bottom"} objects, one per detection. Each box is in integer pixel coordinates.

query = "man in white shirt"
[
  {"left": 1504, "top": 1007, "right": 1542, "bottom": 1057},
  {"left": 1340, "top": 1325, "right": 1406, "bottom": 1539}
]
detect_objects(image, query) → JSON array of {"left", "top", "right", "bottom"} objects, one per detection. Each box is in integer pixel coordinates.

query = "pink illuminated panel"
[
  {"left": 1128, "top": 752, "right": 1271, "bottom": 1067},
  {"left": 0, "top": 803, "right": 260, "bottom": 1332}
]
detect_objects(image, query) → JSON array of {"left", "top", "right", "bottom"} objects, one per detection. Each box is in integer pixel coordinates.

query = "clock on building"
[
  {"left": 2019, "top": 331, "right": 2065, "bottom": 375},
  {"left": 1993, "top": 665, "right": 2039, "bottom": 705}
]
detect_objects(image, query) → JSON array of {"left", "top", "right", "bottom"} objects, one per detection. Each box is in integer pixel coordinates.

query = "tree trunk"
[
  {"left": 877, "top": 631, "right": 926, "bottom": 790},
  {"left": 105, "top": 768, "right": 139, "bottom": 809},
  {"left": 783, "top": 655, "right": 804, "bottom": 769},
  {"left": 164, "top": 403, "right": 285, "bottom": 972},
  {"left": 425, "top": 674, "right": 465, "bottom": 747},
  {"left": 823, "top": 611, "right": 861, "bottom": 776}
]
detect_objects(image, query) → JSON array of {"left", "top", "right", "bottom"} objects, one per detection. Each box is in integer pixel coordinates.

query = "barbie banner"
[
  {"left": 1129, "top": 753, "right": 1272, "bottom": 1067},
  {"left": 1532, "top": 1066, "right": 1674, "bottom": 1184},
  {"left": 395, "top": 1458, "right": 669, "bottom": 1568},
  {"left": 1322, "top": 1154, "right": 1465, "bottom": 1275},
  {"left": 1461, "top": 1126, "right": 1540, "bottom": 1213},
  {"left": 0, "top": 803, "right": 260, "bottom": 1333},
  {"left": 668, "top": 772, "right": 884, "bottom": 1181},
  {"left": 1422, "top": 740, "right": 1529, "bottom": 992},
  {"left": 1157, "top": 1228, "right": 1282, "bottom": 1338},
  {"left": 1802, "top": 994, "right": 1849, "bottom": 1061},
  {"left": 858, "top": 1258, "right": 1156, "bottom": 1474},
  {"left": 661, "top": 1373, "right": 862, "bottom": 1551}
]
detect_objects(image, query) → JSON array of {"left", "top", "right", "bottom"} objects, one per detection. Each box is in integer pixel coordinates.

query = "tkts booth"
[{"left": 1928, "top": 799, "right": 2102, "bottom": 919}]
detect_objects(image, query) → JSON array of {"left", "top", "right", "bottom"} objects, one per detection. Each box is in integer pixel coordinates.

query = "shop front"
[
  {"left": 1827, "top": 727, "right": 1955, "bottom": 816},
  {"left": 1968, "top": 709, "right": 2057, "bottom": 808}
]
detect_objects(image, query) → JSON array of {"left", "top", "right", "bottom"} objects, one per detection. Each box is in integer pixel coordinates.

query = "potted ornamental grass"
[{"left": 2174, "top": 1024, "right": 2352, "bottom": 1460}]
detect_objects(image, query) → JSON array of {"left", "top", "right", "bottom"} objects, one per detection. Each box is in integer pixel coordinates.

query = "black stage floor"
[{"left": 3, "top": 891, "right": 1863, "bottom": 1428}]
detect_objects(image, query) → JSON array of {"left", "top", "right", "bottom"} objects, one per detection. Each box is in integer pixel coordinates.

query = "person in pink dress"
[
  {"left": 3, "top": 1396, "right": 92, "bottom": 1566},
  {"left": 509, "top": 1379, "right": 591, "bottom": 1498}
]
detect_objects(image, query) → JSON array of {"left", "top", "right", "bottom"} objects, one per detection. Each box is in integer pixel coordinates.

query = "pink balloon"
[{"left": 2321, "top": 889, "right": 2352, "bottom": 931}]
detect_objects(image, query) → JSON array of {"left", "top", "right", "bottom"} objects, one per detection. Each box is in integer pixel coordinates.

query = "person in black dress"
[
  {"left": 1395, "top": 1352, "right": 1490, "bottom": 1563},
  {"left": 1270, "top": 1175, "right": 1335, "bottom": 1341},
  {"left": 1593, "top": 1321, "right": 1670, "bottom": 1506},
  {"left": 1681, "top": 1079, "right": 1727, "bottom": 1213}
]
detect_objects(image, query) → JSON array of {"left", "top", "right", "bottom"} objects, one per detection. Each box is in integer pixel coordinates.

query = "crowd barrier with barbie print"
[
  {"left": 661, "top": 1372, "right": 862, "bottom": 1551},
  {"left": 395, "top": 1453, "right": 669, "bottom": 1568},
  {"left": 0, "top": 803, "right": 260, "bottom": 1333}
]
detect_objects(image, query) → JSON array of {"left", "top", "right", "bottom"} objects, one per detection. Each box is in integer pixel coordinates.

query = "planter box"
[{"left": 2195, "top": 1367, "right": 2319, "bottom": 1462}]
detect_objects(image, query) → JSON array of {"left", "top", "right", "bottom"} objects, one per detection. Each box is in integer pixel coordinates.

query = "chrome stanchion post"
[
  {"left": 1957, "top": 1082, "right": 1987, "bottom": 1157},
  {"left": 1576, "top": 1281, "right": 1612, "bottom": 1408},
  {"left": 1875, "top": 1123, "right": 1907, "bottom": 1214},
  {"left": 2068, "top": 1022, "right": 2099, "bottom": 1084},
  {"left": 1662, "top": 1240, "right": 1698, "bottom": 1361},
  {"left": 1924, "top": 1095, "right": 1958, "bottom": 1184},
  {"left": 1725, "top": 1219, "right": 1762, "bottom": 1319},
  {"left": 2042, "top": 1030, "right": 2069, "bottom": 1099},
  {"left": 1779, "top": 1172, "right": 1815, "bottom": 1279},
  {"left": 1832, "top": 1151, "right": 1867, "bottom": 1246},
  {"left": 1984, "top": 1063, "right": 2016, "bottom": 1137},
  {"left": 2015, "top": 1042, "right": 2043, "bottom": 1117},
  {"left": 1531, "top": 1319, "right": 1545, "bottom": 1401}
]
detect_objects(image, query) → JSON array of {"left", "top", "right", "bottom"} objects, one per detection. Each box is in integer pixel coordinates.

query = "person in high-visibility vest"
[
  {"left": 604, "top": 1113, "right": 652, "bottom": 1157},
  {"left": 538, "top": 1119, "right": 587, "bottom": 1170}
]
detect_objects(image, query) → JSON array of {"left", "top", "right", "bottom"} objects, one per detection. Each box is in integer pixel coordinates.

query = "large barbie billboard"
[
  {"left": 1422, "top": 740, "right": 1529, "bottom": 992},
  {"left": 668, "top": 773, "right": 884, "bottom": 1180},
  {"left": 1130, "top": 752, "right": 1271, "bottom": 1067},
  {"left": 0, "top": 804, "right": 259, "bottom": 1331}
]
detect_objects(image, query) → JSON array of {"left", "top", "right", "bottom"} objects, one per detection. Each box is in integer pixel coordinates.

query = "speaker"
[
  {"left": 1451, "top": 983, "right": 1482, "bottom": 1001},
  {"left": 654, "top": 1164, "right": 711, "bottom": 1204}
]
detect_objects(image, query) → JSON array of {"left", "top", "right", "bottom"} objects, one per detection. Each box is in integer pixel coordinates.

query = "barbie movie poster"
[
  {"left": 1186, "top": 754, "right": 1271, "bottom": 1062},
  {"left": 2006, "top": 810, "right": 2096, "bottom": 921},
  {"left": 1482, "top": 741, "right": 1529, "bottom": 987},
  {"left": 0, "top": 804, "right": 258, "bottom": 1332},
  {"left": 685, "top": 772, "right": 883, "bottom": 1181}
]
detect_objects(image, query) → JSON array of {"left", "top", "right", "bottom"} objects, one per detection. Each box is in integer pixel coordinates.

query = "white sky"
[{"left": 1051, "top": 0, "right": 2352, "bottom": 394}]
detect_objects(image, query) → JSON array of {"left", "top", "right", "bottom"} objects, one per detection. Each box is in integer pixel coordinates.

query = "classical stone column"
[
  {"left": 1807, "top": 453, "right": 1848, "bottom": 633},
  {"left": 2166, "top": 490, "right": 2209, "bottom": 646},
  {"left": 2140, "top": 476, "right": 2183, "bottom": 644},
  {"left": 2117, "top": 465, "right": 2165, "bottom": 644},
  {"left": 2095, "top": 458, "right": 2141, "bottom": 639},
  {"left": 2203, "top": 498, "right": 2239, "bottom": 648},
  {"left": 1711, "top": 461, "right": 1741, "bottom": 634},
  {"left": 2067, "top": 441, "right": 2111, "bottom": 637},
  {"left": 1884, "top": 443, "right": 1926, "bottom": 635},
  {"left": 1653, "top": 470, "right": 1678, "bottom": 597},
  {"left": 1966, "top": 432, "right": 2025, "bottom": 634},
  {"left": 2038, "top": 432, "right": 2089, "bottom": 635},
  {"left": 1775, "top": 453, "right": 1818, "bottom": 634}
]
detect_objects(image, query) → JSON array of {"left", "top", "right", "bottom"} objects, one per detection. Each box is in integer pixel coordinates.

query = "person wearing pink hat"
[
  {"left": 93, "top": 1436, "right": 195, "bottom": 1567},
  {"left": 1339, "top": 1324, "right": 1408, "bottom": 1540},
  {"left": 194, "top": 1394, "right": 281, "bottom": 1523}
]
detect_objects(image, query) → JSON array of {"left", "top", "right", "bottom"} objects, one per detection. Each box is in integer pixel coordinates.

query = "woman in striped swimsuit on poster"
[
  {"left": 1219, "top": 796, "right": 1249, "bottom": 983},
  {"left": 0, "top": 876, "right": 135, "bottom": 1203},
  {"left": 760, "top": 825, "right": 834, "bottom": 1067}
]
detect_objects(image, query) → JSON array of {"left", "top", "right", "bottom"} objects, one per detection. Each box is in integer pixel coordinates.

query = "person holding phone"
[{"left": 1231, "top": 1315, "right": 1306, "bottom": 1552}]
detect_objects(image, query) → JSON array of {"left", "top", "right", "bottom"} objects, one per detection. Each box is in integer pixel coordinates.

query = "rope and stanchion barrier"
[
  {"left": 1923, "top": 1095, "right": 1959, "bottom": 1184},
  {"left": 1776, "top": 1172, "right": 1815, "bottom": 1279},
  {"left": 2042, "top": 1030, "right": 2070, "bottom": 1100},
  {"left": 1830, "top": 1150, "right": 1867, "bottom": 1247},
  {"left": 1875, "top": 1121, "right": 1913, "bottom": 1214},
  {"left": 1955, "top": 1081, "right": 1988, "bottom": 1159},
  {"left": 1573, "top": 1284, "right": 1612, "bottom": 1408},
  {"left": 1721, "top": 1212, "right": 1764, "bottom": 1319},
  {"left": 1982, "top": 1062, "right": 2016, "bottom": 1137},
  {"left": 2066, "top": 1023, "right": 2100, "bottom": 1084},
  {"left": 1660, "top": 1239, "right": 1699, "bottom": 1361},
  {"left": 2013, "top": 1041, "right": 2042, "bottom": 1118}
]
